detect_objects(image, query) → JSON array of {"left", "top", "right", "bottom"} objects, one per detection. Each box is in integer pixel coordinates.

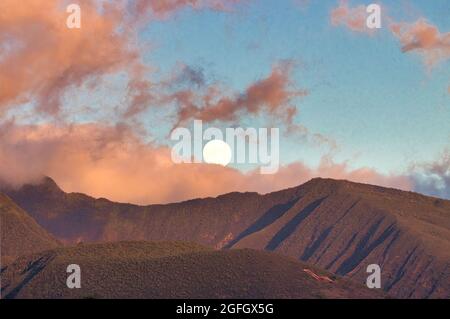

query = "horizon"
[{"left": 3, "top": 174, "right": 449, "bottom": 206}]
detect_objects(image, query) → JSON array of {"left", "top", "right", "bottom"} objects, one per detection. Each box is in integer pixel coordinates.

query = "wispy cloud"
[
  {"left": 129, "top": 0, "right": 244, "bottom": 20},
  {"left": 169, "top": 61, "right": 308, "bottom": 128},
  {"left": 330, "top": 1, "right": 450, "bottom": 68},
  {"left": 390, "top": 19, "right": 450, "bottom": 68},
  {"left": 330, "top": 0, "right": 374, "bottom": 34}
]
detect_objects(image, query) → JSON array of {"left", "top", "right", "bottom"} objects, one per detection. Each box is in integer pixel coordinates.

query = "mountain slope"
[
  {"left": 1, "top": 241, "right": 384, "bottom": 299},
  {"left": 230, "top": 179, "right": 450, "bottom": 299},
  {"left": 2, "top": 177, "right": 449, "bottom": 298},
  {"left": 0, "top": 193, "right": 60, "bottom": 265}
]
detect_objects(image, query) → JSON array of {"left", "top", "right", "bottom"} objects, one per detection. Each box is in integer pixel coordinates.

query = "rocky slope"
[
  {"left": 0, "top": 193, "right": 60, "bottom": 266},
  {"left": 2, "top": 177, "right": 449, "bottom": 298}
]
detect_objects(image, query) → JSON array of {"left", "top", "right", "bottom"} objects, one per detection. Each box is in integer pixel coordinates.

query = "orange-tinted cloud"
[
  {"left": 329, "top": 2, "right": 450, "bottom": 69},
  {"left": 390, "top": 19, "right": 450, "bottom": 67},
  {"left": 0, "top": 0, "right": 243, "bottom": 117},
  {"left": 330, "top": 0, "right": 371, "bottom": 34},
  {"left": 131, "top": 0, "right": 243, "bottom": 19},
  {"left": 0, "top": 122, "right": 413, "bottom": 204},
  {"left": 0, "top": 0, "right": 140, "bottom": 115},
  {"left": 170, "top": 62, "right": 308, "bottom": 127}
]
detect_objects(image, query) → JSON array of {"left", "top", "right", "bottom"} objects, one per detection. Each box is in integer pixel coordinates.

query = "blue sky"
[
  {"left": 2, "top": 0, "right": 450, "bottom": 203},
  {"left": 137, "top": 0, "right": 449, "bottom": 174}
]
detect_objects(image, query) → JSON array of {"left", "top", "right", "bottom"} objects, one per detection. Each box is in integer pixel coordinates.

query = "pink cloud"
[
  {"left": 0, "top": 122, "right": 413, "bottom": 205},
  {"left": 0, "top": 0, "right": 244, "bottom": 117},
  {"left": 329, "top": 2, "right": 450, "bottom": 69},
  {"left": 131, "top": 0, "right": 244, "bottom": 19},
  {"left": 390, "top": 19, "right": 450, "bottom": 67},
  {"left": 169, "top": 62, "right": 308, "bottom": 128},
  {"left": 330, "top": 0, "right": 372, "bottom": 34},
  {"left": 0, "top": 0, "right": 142, "bottom": 115}
]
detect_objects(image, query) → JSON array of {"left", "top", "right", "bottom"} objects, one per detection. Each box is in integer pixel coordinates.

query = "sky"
[{"left": 0, "top": 0, "right": 449, "bottom": 204}]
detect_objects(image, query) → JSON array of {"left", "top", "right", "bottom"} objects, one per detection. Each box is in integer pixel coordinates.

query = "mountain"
[
  {"left": 2, "top": 177, "right": 450, "bottom": 298},
  {"left": 1, "top": 241, "right": 384, "bottom": 299},
  {"left": 0, "top": 193, "right": 60, "bottom": 266}
]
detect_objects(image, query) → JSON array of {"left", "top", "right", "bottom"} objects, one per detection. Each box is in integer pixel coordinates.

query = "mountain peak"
[
  {"left": 39, "top": 176, "right": 63, "bottom": 192},
  {"left": 0, "top": 176, "right": 63, "bottom": 194}
]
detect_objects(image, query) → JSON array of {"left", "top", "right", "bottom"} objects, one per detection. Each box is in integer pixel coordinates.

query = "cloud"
[
  {"left": 330, "top": 0, "right": 372, "bottom": 34},
  {"left": 329, "top": 2, "right": 450, "bottom": 69},
  {"left": 169, "top": 62, "right": 308, "bottom": 128},
  {"left": 410, "top": 151, "right": 450, "bottom": 200},
  {"left": 0, "top": 122, "right": 416, "bottom": 205},
  {"left": 123, "top": 63, "right": 155, "bottom": 118},
  {"left": 0, "top": 121, "right": 241, "bottom": 204},
  {"left": 390, "top": 19, "right": 450, "bottom": 67},
  {"left": 0, "top": 0, "right": 141, "bottom": 115},
  {"left": 0, "top": 0, "right": 243, "bottom": 117},
  {"left": 2, "top": 1, "right": 447, "bottom": 205},
  {"left": 130, "top": 0, "right": 244, "bottom": 20},
  {"left": 175, "top": 64, "right": 207, "bottom": 88}
]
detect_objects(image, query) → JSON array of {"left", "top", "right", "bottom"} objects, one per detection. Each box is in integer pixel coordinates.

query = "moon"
[{"left": 202, "top": 139, "right": 232, "bottom": 166}]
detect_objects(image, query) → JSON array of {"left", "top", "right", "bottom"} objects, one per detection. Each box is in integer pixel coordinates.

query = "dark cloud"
[
  {"left": 175, "top": 64, "right": 206, "bottom": 88},
  {"left": 411, "top": 151, "right": 450, "bottom": 200},
  {"left": 169, "top": 61, "right": 308, "bottom": 127}
]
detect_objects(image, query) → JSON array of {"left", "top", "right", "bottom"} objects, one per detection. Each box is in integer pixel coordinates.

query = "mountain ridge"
[
  {"left": 10, "top": 175, "right": 449, "bottom": 205},
  {"left": 2, "top": 176, "right": 449, "bottom": 298}
]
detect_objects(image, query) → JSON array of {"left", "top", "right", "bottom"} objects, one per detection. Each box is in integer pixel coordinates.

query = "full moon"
[{"left": 202, "top": 139, "right": 232, "bottom": 166}]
